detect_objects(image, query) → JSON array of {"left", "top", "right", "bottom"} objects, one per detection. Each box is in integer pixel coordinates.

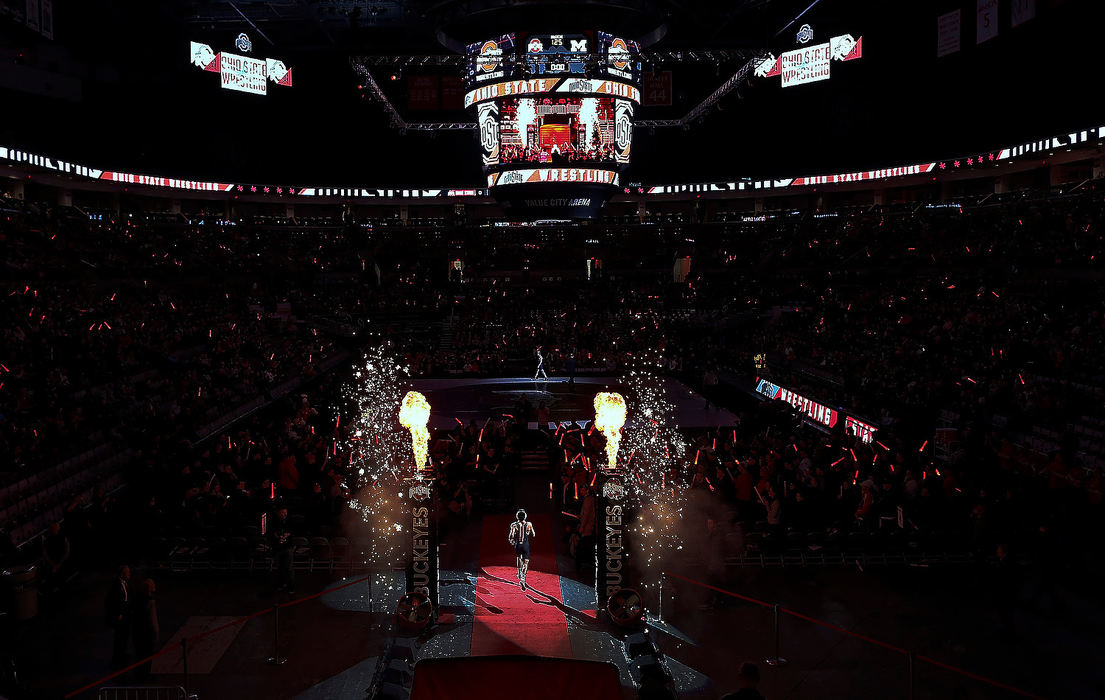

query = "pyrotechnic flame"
[
  {"left": 399, "top": 390, "right": 431, "bottom": 470},
  {"left": 594, "top": 392, "right": 627, "bottom": 470}
]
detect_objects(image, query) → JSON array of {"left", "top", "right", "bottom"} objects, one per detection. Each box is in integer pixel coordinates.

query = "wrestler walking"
[
  {"left": 508, "top": 509, "right": 536, "bottom": 590},
  {"left": 533, "top": 347, "right": 549, "bottom": 381}
]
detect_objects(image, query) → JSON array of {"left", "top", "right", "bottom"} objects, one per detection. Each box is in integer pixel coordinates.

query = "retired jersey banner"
[
  {"left": 440, "top": 76, "right": 465, "bottom": 111},
  {"left": 976, "top": 0, "right": 999, "bottom": 44},
  {"left": 937, "top": 9, "right": 962, "bottom": 57},
  {"left": 641, "top": 71, "right": 672, "bottom": 106},
  {"left": 408, "top": 75, "right": 441, "bottom": 110},
  {"left": 1011, "top": 0, "right": 1035, "bottom": 27}
]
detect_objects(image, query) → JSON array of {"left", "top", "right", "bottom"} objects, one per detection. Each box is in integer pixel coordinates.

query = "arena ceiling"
[{"left": 1, "top": 0, "right": 1102, "bottom": 188}]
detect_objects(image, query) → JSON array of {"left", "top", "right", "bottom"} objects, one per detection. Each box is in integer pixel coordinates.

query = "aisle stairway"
[
  {"left": 519, "top": 449, "right": 549, "bottom": 472},
  {"left": 438, "top": 318, "right": 457, "bottom": 350}
]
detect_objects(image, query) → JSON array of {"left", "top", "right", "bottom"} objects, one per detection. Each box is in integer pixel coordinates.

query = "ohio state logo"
[
  {"left": 478, "top": 102, "right": 500, "bottom": 165},
  {"left": 478, "top": 40, "right": 502, "bottom": 72},
  {"left": 602, "top": 479, "right": 626, "bottom": 502},
  {"left": 614, "top": 100, "right": 633, "bottom": 161},
  {"left": 409, "top": 483, "right": 431, "bottom": 502},
  {"left": 528, "top": 38, "right": 544, "bottom": 53},
  {"left": 609, "top": 38, "right": 630, "bottom": 71}
]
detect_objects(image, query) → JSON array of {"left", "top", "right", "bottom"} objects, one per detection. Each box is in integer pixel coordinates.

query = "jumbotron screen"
[
  {"left": 465, "top": 30, "right": 641, "bottom": 219},
  {"left": 496, "top": 96, "right": 628, "bottom": 167}
]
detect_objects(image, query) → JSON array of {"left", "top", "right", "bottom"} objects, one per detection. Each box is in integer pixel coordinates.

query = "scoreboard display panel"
[
  {"left": 463, "top": 28, "right": 641, "bottom": 219},
  {"left": 519, "top": 32, "right": 591, "bottom": 76}
]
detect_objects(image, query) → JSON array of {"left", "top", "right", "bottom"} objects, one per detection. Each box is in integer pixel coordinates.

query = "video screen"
[
  {"left": 465, "top": 33, "right": 517, "bottom": 89},
  {"left": 497, "top": 96, "right": 631, "bottom": 167},
  {"left": 520, "top": 33, "right": 591, "bottom": 77},
  {"left": 597, "top": 31, "right": 641, "bottom": 83}
]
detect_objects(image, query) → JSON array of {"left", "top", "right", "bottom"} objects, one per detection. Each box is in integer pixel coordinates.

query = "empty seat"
[
  {"left": 290, "top": 537, "right": 311, "bottom": 567},
  {"left": 229, "top": 536, "right": 250, "bottom": 561},
  {"left": 331, "top": 536, "right": 350, "bottom": 565},
  {"left": 310, "top": 537, "right": 331, "bottom": 570}
]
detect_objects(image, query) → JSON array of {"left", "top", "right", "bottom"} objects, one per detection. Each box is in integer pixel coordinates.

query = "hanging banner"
[
  {"left": 1011, "top": 0, "right": 1035, "bottom": 27},
  {"left": 25, "top": 0, "right": 39, "bottom": 32},
  {"left": 976, "top": 0, "right": 999, "bottom": 44},
  {"left": 189, "top": 41, "right": 293, "bottom": 95},
  {"left": 641, "top": 71, "right": 673, "bottom": 106},
  {"left": 40, "top": 0, "right": 52, "bottom": 39},
  {"left": 440, "top": 75, "right": 465, "bottom": 110},
  {"left": 408, "top": 75, "right": 441, "bottom": 110},
  {"left": 937, "top": 9, "right": 962, "bottom": 57},
  {"left": 755, "top": 34, "right": 862, "bottom": 88}
]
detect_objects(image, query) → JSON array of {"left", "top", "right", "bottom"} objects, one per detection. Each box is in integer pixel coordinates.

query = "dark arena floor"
[
  {"left": 15, "top": 495, "right": 1105, "bottom": 700},
  {"left": 5, "top": 378, "right": 1100, "bottom": 700}
]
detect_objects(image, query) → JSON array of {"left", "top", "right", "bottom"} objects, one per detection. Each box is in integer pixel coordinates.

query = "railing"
[
  {"left": 96, "top": 687, "right": 187, "bottom": 700},
  {"left": 658, "top": 570, "right": 1046, "bottom": 700}
]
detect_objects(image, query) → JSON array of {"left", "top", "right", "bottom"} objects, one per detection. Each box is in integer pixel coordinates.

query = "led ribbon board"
[
  {"left": 190, "top": 41, "right": 293, "bottom": 96},
  {"left": 754, "top": 378, "right": 839, "bottom": 429}
]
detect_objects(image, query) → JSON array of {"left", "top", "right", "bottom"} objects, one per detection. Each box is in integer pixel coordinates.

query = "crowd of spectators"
[
  {"left": 0, "top": 201, "right": 357, "bottom": 481},
  {"left": 3, "top": 184, "right": 1105, "bottom": 594}
]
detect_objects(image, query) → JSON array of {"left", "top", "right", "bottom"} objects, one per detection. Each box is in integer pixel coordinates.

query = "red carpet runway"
[{"left": 469, "top": 514, "right": 573, "bottom": 658}]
